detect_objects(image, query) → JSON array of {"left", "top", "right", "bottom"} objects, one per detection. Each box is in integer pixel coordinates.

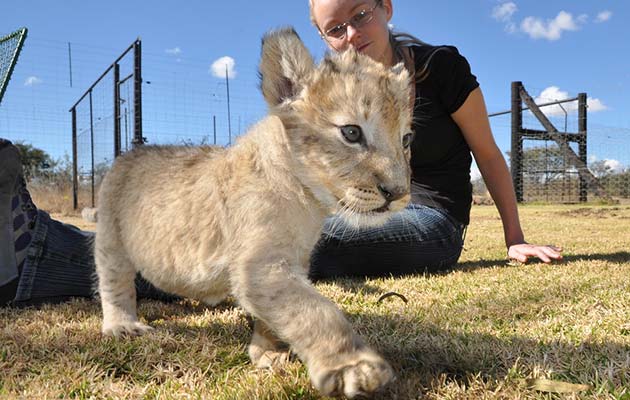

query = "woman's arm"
[{"left": 451, "top": 87, "right": 563, "bottom": 263}]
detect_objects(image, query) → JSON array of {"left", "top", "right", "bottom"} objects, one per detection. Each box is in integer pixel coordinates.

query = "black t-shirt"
[{"left": 408, "top": 45, "right": 479, "bottom": 225}]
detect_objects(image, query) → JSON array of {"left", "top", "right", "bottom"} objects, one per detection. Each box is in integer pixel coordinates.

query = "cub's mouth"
[
  {"left": 339, "top": 200, "right": 391, "bottom": 214},
  {"left": 371, "top": 202, "right": 391, "bottom": 213}
]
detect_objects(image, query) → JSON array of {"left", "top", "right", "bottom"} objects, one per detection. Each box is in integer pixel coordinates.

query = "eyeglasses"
[{"left": 321, "top": 3, "right": 379, "bottom": 41}]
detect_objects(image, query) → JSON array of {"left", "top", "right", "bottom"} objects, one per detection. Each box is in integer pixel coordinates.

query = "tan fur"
[{"left": 95, "top": 27, "right": 412, "bottom": 398}]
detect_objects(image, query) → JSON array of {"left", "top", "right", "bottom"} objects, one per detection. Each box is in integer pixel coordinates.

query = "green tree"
[
  {"left": 13, "top": 141, "right": 56, "bottom": 181},
  {"left": 599, "top": 170, "right": 630, "bottom": 198}
]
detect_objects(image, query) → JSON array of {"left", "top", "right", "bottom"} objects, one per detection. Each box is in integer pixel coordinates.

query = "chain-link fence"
[
  {"left": 0, "top": 27, "right": 27, "bottom": 104},
  {"left": 69, "top": 40, "right": 140, "bottom": 209},
  {"left": 482, "top": 82, "right": 629, "bottom": 204},
  {"left": 1, "top": 34, "right": 267, "bottom": 213},
  {"left": 3, "top": 34, "right": 628, "bottom": 209}
]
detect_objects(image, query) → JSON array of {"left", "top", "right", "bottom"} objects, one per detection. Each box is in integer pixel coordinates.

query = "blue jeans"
[
  {"left": 9, "top": 205, "right": 464, "bottom": 305},
  {"left": 309, "top": 204, "right": 465, "bottom": 280},
  {"left": 10, "top": 211, "right": 175, "bottom": 306}
]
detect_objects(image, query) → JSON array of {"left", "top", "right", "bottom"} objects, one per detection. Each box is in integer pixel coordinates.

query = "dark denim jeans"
[
  {"left": 8, "top": 204, "right": 465, "bottom": 305},
  {"left": 10, "top": 211, "right": 175, "bottom": 307},
  {"left": 309, "top": 204, "right": 465, "bottom": 280}
]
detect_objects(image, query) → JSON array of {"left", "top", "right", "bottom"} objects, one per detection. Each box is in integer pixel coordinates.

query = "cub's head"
[{"left": 259, "top": 27, "right": 413, "bottom": 228}]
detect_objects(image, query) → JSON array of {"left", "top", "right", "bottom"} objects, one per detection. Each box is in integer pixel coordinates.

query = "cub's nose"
[{"left": 377, "top": 183, "right": 407, "bottom": 202}]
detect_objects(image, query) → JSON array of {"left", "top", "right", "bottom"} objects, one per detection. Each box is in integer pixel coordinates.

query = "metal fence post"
[
  {"left": 511, "top": 81, "right": 523, "bottom": 202},
  {"left": 578, "top": 93, "right": 588, "bottom": 202},
  {"left": 71, "top": 108, "right": 78, "bottom": 210},
  {"left": 89, "top": 91, "right": 95, "bottom": 208},
  {"left": 132, "top": 39, "right": 143, "bottom": 147},
  {"left": 114, "top": 63, "right": 121, "bottom": 157}
]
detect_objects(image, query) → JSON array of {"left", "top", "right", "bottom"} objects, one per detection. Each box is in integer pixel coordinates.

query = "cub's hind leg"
[{"left": 95, "top": 237, "right": 152, "bottom": 337}]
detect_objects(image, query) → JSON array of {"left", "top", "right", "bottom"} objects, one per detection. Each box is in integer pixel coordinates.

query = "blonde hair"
[{"left": 308, "top": 0, "right": 443, "bottom": 84}]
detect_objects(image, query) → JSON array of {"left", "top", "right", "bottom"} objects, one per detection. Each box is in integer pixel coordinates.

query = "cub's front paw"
[
  {"left": 311, "top": 349, "right": 394, "bottom": 399},
  {"left": 102, "top": 321, "right": 153, "bottom": 337}
]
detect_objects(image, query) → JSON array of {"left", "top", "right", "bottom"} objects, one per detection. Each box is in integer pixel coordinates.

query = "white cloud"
[
  {"left": 492, "top": 2, "right": 518, "bottom": 33},
  {"left": 577, "top": 14, "right": 589, "bottom": 24},
  {"left": 603, "top": 159, "right": 624, "bottom": 173},
  {"left": 492, "top": 2, "right": 517, "bottom": 22},
  {"left": 470, "top": 165, "right": 482, "bottom": 181},
  {"left": 24, "top": 76, "right": 42, "bottom": 86},
  {"left": 491, "top": 4, "right": 592, "bottom": 41},
  {"left": 210, "top": 56, "right": 237, "bottom": 79},
  {"left": 534, "top": 86, "right": 572, "bottom": 115},
  {"left": 589, "top": 157, "right": 625, "bottom": 175},
  {"left": 595, "top": 10, "right": 612, "bottom": 23},
  {"left": 165, "top": 47, "right": 181, "bottom": 55},
  {"left": 587, "top": 98, "right": 607, "bottom": 112},
  {"left": 534, "top": 86, "right": 607, "bottom": 116},
  {"left": 521, "top": 11, "right": 581, "bottom": 41}
]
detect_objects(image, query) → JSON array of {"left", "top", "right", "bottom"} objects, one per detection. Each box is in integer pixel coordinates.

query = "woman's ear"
[{"left": 381, "top": 0, "right": 394, "bottom": 21}]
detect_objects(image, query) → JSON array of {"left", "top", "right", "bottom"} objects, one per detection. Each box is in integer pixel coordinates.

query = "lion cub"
[{"left": 95, "top": 27, "right": 413, "bottom": 398}]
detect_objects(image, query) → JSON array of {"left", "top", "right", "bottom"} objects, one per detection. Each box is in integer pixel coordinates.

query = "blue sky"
[{"left": 1, "top": 0, "right": 629, "bottom": 174}]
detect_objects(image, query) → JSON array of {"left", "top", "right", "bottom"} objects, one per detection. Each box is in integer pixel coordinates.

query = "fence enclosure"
[
  {"left": 69, "top": 40, "right": 143, "bottom": 209},
  {"left": 5, "top": 33, "right": 626, "bottom": 209},
  {"left": 497, "top": 81, "right": 618, "bottom": 204}
]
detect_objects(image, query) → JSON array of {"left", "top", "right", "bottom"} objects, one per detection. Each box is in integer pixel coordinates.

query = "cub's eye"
[
  {"left": 402, "top": 132, "right": 415, "bottom": 148},
  {"left": 340, "top": 125, "right": 363, "bottom": 144}
]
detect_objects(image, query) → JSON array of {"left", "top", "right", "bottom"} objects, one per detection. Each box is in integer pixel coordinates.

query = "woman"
[{"left": 307, "top": 0, "right": 563, "bottom": 279}]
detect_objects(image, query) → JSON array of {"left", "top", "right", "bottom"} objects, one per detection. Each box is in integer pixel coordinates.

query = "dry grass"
[
  {"left": 1, "top": 204, "right": 629, "bottom": 399},
  {"left": 27, "top": 185, "right": 75, "bottom": 217},
  {"left": 28, "top": 185, "right": 96, "bottom": 217}
]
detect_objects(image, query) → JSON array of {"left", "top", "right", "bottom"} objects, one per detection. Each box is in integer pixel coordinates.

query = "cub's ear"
[{"left": 259, "top": 27, "right": 314, "bottom": 107}]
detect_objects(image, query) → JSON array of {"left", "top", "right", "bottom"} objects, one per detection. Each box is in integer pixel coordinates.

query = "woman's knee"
[{"left": 320, "top": 205, "right": 462, "bottom": 244}]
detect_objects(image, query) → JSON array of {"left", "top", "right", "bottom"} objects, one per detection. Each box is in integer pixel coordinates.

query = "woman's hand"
[{"left": 508, "top": 243, "right": 563, "bottom": 263}]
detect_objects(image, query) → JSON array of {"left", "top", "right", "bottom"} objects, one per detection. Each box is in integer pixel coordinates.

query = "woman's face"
[{"left": 311, "top": 0, "right": 394, "bottom": 66}]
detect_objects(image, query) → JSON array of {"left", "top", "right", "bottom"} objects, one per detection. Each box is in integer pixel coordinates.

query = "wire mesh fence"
[
  {"left": 482, "top": 83, "right": 630, "bottom": 204},
  {"left": 0, "top": 34, "right": 267, "bottom": 212},
  {"left": 1, "top": 35, "right": 267, "bottom": 154},
  {"left": 1, "top": 34, "right": 629, "bottom": 211},
  {"left": 0, "top": 27, "right": 28, "bottom": 104},
  {"left": 70, "top": 41, "right": 139, "bottom": 209}
]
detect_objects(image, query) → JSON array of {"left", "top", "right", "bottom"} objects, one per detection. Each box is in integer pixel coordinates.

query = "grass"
[{"left": 1, "top": 204, "right": 629, "bottom": 399}]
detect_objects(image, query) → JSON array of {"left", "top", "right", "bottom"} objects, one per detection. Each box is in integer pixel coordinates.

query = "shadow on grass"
[
  {"left": 561, "top": 251, "right": 630, "bottom": 263},
  {"left": 0, "top": 298, "right": 252, "bottom": 383},
  {"left": 372, "top": 316, "right": 629, "bottom": 398},
  {"left": 312, "top": 258, "right": 509, "bottom": 295},
  {"left": 327, "top": 250, "right": 630, "bottom": 295},
  {"left": 457, "top": 251, "right": 630, "bottom": 269}
]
